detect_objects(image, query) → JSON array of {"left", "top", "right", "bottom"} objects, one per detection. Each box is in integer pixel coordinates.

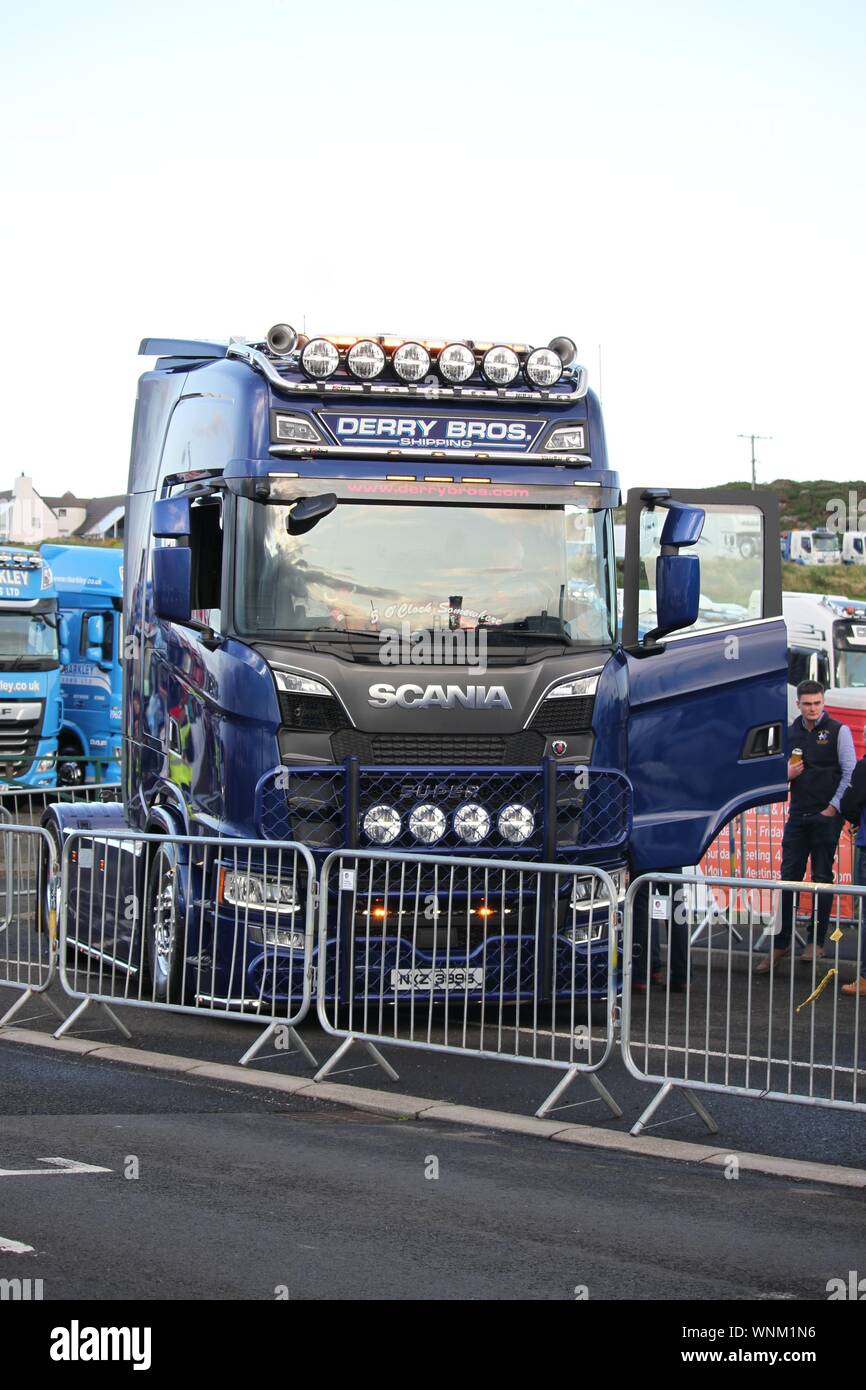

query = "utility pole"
[{"left": 737, "top": 433, "right": 772, "bottom": 490}]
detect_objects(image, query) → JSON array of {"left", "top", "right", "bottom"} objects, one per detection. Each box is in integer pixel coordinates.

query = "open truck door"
[{"left": 621, "top": 487, "right": 787, "bottom": 872}]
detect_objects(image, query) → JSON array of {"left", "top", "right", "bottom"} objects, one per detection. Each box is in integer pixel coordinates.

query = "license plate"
[{"left": 390, "top": 966, "right": 485, "bottom": 992}]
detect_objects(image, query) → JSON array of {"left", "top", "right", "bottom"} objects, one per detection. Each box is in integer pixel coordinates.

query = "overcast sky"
[{"left": 2, "top": 0, "right": 864, "bottom": 499}]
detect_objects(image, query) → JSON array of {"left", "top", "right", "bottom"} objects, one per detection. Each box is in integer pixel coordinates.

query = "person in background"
[
  {"left": 840, "top": 755, "right": 866, "bottom": 998},
  {"left": 756, "top": 681, "right": 855, "bottom": 973}
]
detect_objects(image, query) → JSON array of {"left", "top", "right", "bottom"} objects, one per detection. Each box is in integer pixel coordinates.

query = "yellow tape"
[
  {"left": 796, "top": 968, "right": 837, "bottom": 1013},
  {"left": 830, "top": 925, "right": 844, "bottom": 943}
]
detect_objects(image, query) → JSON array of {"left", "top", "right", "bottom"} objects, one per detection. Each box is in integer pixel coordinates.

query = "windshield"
[
  {"left": 234, "top": 497, "right": 615, "bottom": 650},
  {"left": 813, "top": 535, "right": 838, "bottom": 554},
  {"left": 835, "top": 647, "right": 866, "bottom": 687},
  {"left": 0, "top": 612, "right": 59, "bottom": 669}
]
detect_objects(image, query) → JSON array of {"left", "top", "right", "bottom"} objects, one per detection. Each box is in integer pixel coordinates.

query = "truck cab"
[
  {"left": 46, "top": 326, "right": 788, "bottom": 1007},
  {"left": 40, "top": 544, "right": 123, "bottom": 784},
  {"left": 782, "top": 528, "right": 841, "bottom": 565},
  {"left": 0, "top": 549, "right": 65, "bottom": 787},
  {"left": 785, "top": 591, "right": 866, "bottom": 718}
]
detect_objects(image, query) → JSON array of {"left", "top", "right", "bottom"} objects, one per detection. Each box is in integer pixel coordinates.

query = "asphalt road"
[
  {"left": 1, "top": 1042, "right": 864, "bottom": 1302},
  {"left": 3, "top": 973, "right": 865, "bottom": 1170}
]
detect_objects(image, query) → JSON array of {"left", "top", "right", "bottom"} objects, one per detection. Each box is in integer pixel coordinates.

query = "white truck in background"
[{"left": 784, "top": 591, "right": 866, "bottom": 718}]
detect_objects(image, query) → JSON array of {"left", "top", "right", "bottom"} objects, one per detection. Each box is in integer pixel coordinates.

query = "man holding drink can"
[{"left": 756, "top": 680, "right": 855, "bottom": 973}]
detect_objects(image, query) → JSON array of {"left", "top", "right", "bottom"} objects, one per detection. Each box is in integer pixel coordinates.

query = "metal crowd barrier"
[
  {"left": 0, "top": 782, "right": 122, "bottom": 829},
  {"left": 0, "top": 823, "right": 62, "bottom": 1028},
  {"left": 55, "top": 829, "right": 318, "bottom": 1066},
  {"left": 313, "top": 848, "right": 623, "bottom": 1119},
  {"left": 621, "top": 870, "right": 866, "bottom": 1135}
]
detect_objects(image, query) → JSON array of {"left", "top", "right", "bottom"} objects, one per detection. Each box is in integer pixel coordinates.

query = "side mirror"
[
  {"left": 153, "top": 495, "right": 191, "bottom": 539},
  {"left": 60, "top": 645, "right": 70, "bottom": 666},
  {"left": 87, "top": 614, "right": 105, "bottom": 647},
  {"left": 153, "top": 547, "right": 192, "bottom": 624},
  {"left": 287, "top": 493, "right": 338, "bottom": 536},
  {"left": 86, "top": 645, "right": 103, "bottom": 663},
  {"left": 650, "top": 554, "right": 700, "bottom": 640},
  {"left": 58, "top": 615, "right": 70, "bottom": 649}
]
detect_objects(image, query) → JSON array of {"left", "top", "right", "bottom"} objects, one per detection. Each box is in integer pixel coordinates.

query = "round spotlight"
[
  {"left": 363, "top": 804, "right": 402, "bottom": 846},
  {"left": 453, "top": 802, "right": 492, "bottom": 845},
  {"left": 525, "top": 347, "right": 563, "bottom": 388},
  {"left": 347, "top": 339, "right": 386, "bottom": 381},
  {"left": 497, "top": 803, "right": 536, "bottom": 844},
  {"left": 266, "top": 323, "right": 298, "bottom": 356},
  {"left": 438, "top": 343, "right": 476, "bottom": 384},
  {"left": 409, "top": 803, "right": 447, "bottom": 845},
  {"left": 481, "top": 345, "right": 520, "bottom": 387},
  {"left": 392, "top": 341, "right": 431, "bottom": 382},
  {"left": 301, "top": 338, "right": 340, "bottom": 380},
  {"left": 549, "top": 335, "right": 578, "bottom": 370}
]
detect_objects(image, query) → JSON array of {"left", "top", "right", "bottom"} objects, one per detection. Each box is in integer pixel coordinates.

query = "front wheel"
[{"left": 142, "top": 845, "right": 186, "bottom": 1004}]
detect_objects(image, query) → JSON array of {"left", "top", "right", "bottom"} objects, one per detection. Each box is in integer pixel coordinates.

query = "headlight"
[
  {"left": 363, "top": 804, "right": 402, "bottom": 845},
  {"left": 525, "top": 347, "right": 563, "bottom": 388},
  {"left": 453, "top": 802, "right": 491, "bottom": 844},
  {"left": 497, "top": 803, "right": 535, "bottom": 844},
  {"left": 249, "top": 926, "right": 305, "bottom": 949},
  {"left": 274, "top": 670, "right": 331, "bottom": 697},
  {"left": 347, "top": 339, "right": 385, "bottom": 380},
  {"left": 36, "top": 758, "right": 55, "bottom": 772},
  {"left": 273, "top": 414, "right": 323, "bottom": 443},
  {"left": 392, "top": 341, "right": 431, "bottom": 382},
  {"left": 409, "top": 802, "right": 447, "bottom": 844},
  {"left": 301, "top": 338, "right": 340, "bottom": 380},
  {"left": 569, "top": 869, "right": 626, "bottom": 908},
  {"left": 41, "top": 564, "right": 53, "bottom": 590},
  {"left": 438, "top": 343, "right": 476, "bottom": 384},
  {"left": 547, "top": 674, "right": 599, "bottom": 699},
  {"left": 544, "top": 424, "right": 586, "bottom": 451},
  {"left": 221, "top": 872, "right": 299, "bottom": 914},
  {"left": 562, "top": 922, "right": 606, "bottom": 946},
  {"left": 482, "top": 345, "right": 520, "bottom": 387}
]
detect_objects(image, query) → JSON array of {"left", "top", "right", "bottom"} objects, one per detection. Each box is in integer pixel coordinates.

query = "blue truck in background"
[
  {"left": 40, "top": 545, "right": 123, "bottom": 785},
  {"left": 0, "top": 549, "right": 65, "bottom": 788},
  {"left": 45, "top": 324, "right": 789, "bottom": 1006}
]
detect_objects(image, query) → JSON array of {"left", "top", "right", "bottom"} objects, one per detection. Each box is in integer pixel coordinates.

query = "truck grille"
[
  {"left": 330, "top": 729, "right": 546, "bottom": 766},
  {"left": 278, "top": 692, "right": 350, "bottom": 732},
  {"left": 0, "top": 701, "right": 43, "bottom": 774},
  {"left": 529, "top": 695, "right": 594, "bottom": 735}
]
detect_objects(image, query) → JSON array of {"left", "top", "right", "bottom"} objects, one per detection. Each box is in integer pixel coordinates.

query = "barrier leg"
[
  {"left": 630, "top": 1080, "right": 718, "bottom": 1136},
  {"left": 535, "top": 1064, "right": 623, "bottom": 1120},
  {"left": 53, "top": 997, "right": 132, "bottom": 1041},
  {"left": 238, "top": 1022, "right": 318, "bottom": 1069},
  {"left": 313, "top": 1035, "right": 399, "bottom": 1083},
  {"left": 0, "top": 988, "right": 66, "bottom": 1028}
]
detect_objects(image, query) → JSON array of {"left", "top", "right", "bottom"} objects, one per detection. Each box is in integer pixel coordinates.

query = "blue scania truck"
[
  {"left": 40, "top": 544, "right": 123, "bottom": 784},
  {"left": 45, "top": 325, "right": 788, "bottom": 1004},
  {"left": 0, "top": 549, "right": 65, "bottom": 788}
]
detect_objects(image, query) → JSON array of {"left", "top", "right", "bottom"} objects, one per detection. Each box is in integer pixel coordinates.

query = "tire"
[
  {"left": 142, "top": 844, "right": 186, "bottom": 1004},
  {"left": 739, "top": 538, "right": 757, "bottom": 559}
]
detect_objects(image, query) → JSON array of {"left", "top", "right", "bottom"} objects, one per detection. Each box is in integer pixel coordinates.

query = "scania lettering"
[
  {"left": 44, "top": 325, "right": 787, "bottom": 1010},
  {"left": 40, "top": 545, "right": 123, "bottom": 784},
  {"left": 368, "top": 683, "right": 512, "bottom": 709},
  {"left": 0, "top": 549, "right": 65, "bottom": 788}
]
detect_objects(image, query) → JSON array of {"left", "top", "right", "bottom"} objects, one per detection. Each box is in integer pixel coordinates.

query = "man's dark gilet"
[{"left": 788, "top": 715, "right": 843, "bottom": 815}]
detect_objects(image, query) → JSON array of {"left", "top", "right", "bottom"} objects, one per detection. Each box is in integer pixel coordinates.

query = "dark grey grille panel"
[
  {"left": 529, "top": 695, "right": 594, "bottom": 735},
  {"left": 330, "top": 729, "right": 546, "bottom": 766},
  {"left": 279, "top": 692, "right": 350, "bottom": 733}
]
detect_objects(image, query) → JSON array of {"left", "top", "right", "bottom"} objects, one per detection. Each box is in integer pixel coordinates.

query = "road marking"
[
  {"left": 0, "top": 1157, "right": 112, "bottom": 1178},
  {"left": 0, "top": 1236, "right": 35, "bottom": 1254}
]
